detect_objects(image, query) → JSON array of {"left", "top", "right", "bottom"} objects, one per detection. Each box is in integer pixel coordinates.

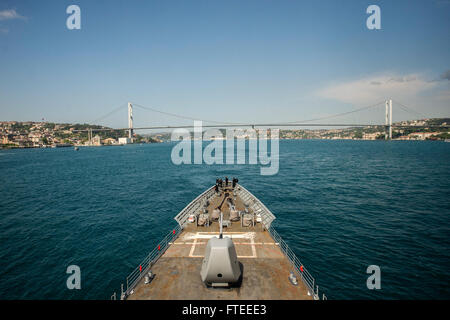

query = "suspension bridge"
[{"left": 76, "top": 99, "right": 449, "bottom": 142}]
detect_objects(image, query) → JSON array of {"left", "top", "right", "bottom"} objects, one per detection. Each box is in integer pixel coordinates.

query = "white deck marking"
[
  {"left": 169, "top": 242, "right": 277, "bottom": 245},
  {"left": 187, "top": 232, "right": 257, "bottom": 258},
  {"left": 182, "top": 232, "right": 256, "bottom": 241},
  {"left": 251, "top": 237, "right": 257, "bottom": 258},
  {"left": 189, "top": 237, "right": 197, "bottom": 257}
]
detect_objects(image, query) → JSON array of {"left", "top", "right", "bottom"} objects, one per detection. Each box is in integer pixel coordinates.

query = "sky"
[{"left": 0, "top": 0, "right": 449, "bottom": 128}]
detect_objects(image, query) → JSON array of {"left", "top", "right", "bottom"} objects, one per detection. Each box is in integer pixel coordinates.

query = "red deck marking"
[
  {"left": 158, "top": 245, "right": 161, "bottom": 250},
  {"left": 300, "top": 265, "right": 304, "bottom": 272},
  {"left": 139, "top": 265, "right": 142, "bottom": 272}
]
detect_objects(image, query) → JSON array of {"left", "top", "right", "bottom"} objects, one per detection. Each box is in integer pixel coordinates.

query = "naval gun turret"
[{"left": 200, "top": 212, "right": 242, "bottom": 287}]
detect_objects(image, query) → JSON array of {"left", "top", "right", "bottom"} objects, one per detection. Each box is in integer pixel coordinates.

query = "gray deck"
[{"left": 126, "top": 185, "right": 313, "bottom": 300}]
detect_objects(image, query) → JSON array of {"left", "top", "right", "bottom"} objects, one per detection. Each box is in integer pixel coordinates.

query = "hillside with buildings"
[
  {"left": 279, "top": 118, "right": 450, "bottom": 141},
  {"left": 0, "top": 121, "right": 161, "bottom": 148},
  {"left": 148, "top": 118, "right": 450, "bottom": 142},
  {"left": 1, "top": 118, "right": 449, "bottom": 149}
]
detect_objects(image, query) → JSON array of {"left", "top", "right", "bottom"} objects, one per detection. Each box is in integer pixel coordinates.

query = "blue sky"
[{"left": 0, "top": 0, "right": 449, "bottom": 128}]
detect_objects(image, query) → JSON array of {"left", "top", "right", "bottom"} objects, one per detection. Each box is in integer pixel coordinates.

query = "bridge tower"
[
  {"left": 389, "top": 99, "right": 392, "bottom": 140},
  {"left": 88, "top": 128, "right": 93, "bottom": 145},
  {"left": 385, "top": 99, "right": 393, "bottom": 140},
  {"left": 128, "top": 102, "right": 133, "bottom": 141}
]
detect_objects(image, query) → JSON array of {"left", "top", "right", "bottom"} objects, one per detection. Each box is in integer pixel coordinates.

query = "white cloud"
[
  {"left": 0, "top": 9, "right": 25, "bottom": 21},
  {"left": 441, "top": 70, "right": 450, "bottom": 81},
  {"left": 316, "top": 72, "right": 450, "bottom": 119},
  {"left": 317, "top": 73, "right": 439, "bottom": 105}
]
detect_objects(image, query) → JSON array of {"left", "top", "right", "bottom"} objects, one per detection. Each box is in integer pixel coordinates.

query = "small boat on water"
[
  {"left": 74, "top": 147, "right": 79, "bottom": 151},
  {"left": 112, "top": 178, "right": 325, "bottom": 300}
]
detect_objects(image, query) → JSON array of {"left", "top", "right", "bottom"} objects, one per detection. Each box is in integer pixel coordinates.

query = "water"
[{"left": 0, "top": 140, "right": 449, "bottom": 300}]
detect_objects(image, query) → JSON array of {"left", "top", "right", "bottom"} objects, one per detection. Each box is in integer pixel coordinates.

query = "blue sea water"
[{"left": 0, "top": 140, "right": 449, "bottom": 300}]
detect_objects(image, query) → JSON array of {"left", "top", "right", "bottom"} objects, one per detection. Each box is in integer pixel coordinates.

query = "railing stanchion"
[{"left": 120, "top": 283, "right": 125, "bottom": 300}]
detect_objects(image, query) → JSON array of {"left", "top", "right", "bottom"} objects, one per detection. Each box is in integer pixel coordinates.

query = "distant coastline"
[{"left": 1, "top": 118, "right": 449, "bottom": 149}]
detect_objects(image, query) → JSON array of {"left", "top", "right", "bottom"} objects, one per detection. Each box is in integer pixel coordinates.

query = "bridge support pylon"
[
  {"left": 128, "top": 102, "right": 133, "bottom": 141},
  {"left": 385, "top": 99, "right": 393, "bottom": 140}
]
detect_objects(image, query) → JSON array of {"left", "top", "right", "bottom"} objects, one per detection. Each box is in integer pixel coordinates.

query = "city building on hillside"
[
  {"left": 408, "top": 132, "right": 439, "bottom": 140},
  {"left": 102, "top": 138, "right": 117, "bottom": 145},
  {"left": 118, "top": 137, "right": 131, "bottom": 144},
  {"left": 362, "top": 132, "right": 380, "bottom": 140},
  {"left": 92, "top": 135, "right": 101, "bottom": 146}
]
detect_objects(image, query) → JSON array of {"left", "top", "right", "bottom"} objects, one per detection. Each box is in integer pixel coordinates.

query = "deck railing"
[
  {"left": 236, "top": 184, "right": 324, "bottom": 300},
  {"left": 235, "top": 184, "right": 276, "bottom": 229},
  {"left": 174, "top": 186, "right": 216, "bottom": 227},
  {"left": 268, "top": 226, "right": 322, "bottom": 300},
  {"left": 111, "top": 224, "right": 183, "bottom": 299}
]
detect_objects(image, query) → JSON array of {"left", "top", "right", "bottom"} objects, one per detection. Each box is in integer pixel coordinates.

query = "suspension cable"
[
  {"left": 131, "top": 100, "right": 387, "bottom": 126},
  {"left": 90, "top": 103, "right": 128, "bottom": 125},
  {"left": 280, "top": 100, "right": 386, "bottom": 124},
  {"left": 132, "top": 103, "right": 240, "bottom": 125},
  {"left": 391, "top": 99, "right": 426, "bottom": 119}
]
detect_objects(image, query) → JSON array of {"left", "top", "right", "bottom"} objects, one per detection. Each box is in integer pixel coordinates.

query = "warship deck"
[{"left": 124, "top": 183, "right": 314, "bottom": 300}]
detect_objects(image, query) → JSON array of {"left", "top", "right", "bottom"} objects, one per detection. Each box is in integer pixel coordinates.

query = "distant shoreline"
[
  {"left": 1, "top": 118, "right": 449, "bottom": 148},
  {"left": 2, "top": 138, "right": 449, "bottom": 150}
]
